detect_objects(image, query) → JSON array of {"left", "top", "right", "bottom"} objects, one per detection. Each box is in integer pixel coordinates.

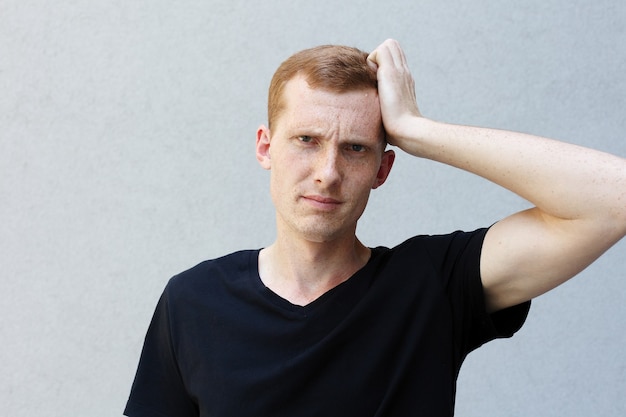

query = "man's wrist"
[{"left": 388, "top": 116, "right": 437, "bottom": 158}]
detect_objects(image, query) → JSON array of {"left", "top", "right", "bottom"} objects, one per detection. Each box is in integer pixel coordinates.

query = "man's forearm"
[{"left": 396, "top": 116, "right": 626, "bottom": 225}]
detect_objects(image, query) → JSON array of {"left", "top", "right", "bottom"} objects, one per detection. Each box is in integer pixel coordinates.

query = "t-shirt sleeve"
[
  {"left": 124, "top": 282, "right": 198, "bottom": 417},
  {"left": 431, "top": 228, "right": 531, "bottom": 355}
]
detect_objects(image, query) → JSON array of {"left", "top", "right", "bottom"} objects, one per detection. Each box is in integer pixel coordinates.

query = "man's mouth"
[{"left": 302, "top": 195, "right": 343, "bottom": 209}]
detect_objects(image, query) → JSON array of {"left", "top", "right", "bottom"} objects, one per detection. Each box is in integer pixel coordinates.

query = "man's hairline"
[{"left": 269, "top": 74, "right": 382, "bottom": 133}]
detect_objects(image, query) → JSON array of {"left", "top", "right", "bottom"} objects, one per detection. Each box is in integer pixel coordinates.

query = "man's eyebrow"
[{"left": 289, "top": 127, "right": 324, "bottom": 137}]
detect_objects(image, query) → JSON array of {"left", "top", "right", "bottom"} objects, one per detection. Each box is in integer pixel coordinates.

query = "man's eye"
[
  {"left": 299, "top": 135, "right": 313, "bottom": 143},
  {"left": 350, "top": 144, "right": 366, "bottom": 152}
]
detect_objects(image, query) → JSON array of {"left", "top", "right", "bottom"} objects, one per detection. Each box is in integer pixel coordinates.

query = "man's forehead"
[
  {"left": 279, "top": 77, "right": 380, "bottom": 121},
  {"left": 270, "top": 76, "right": 384, "bottom": 140}
]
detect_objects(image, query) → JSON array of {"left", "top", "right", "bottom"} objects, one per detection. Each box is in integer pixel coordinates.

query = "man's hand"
[{"left": 367, "top": 39, "right": 422, "bottom": 151}]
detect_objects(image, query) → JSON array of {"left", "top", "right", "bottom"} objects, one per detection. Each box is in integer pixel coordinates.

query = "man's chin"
[{"left": 297, "top": 224, "right": 356, "bottom": 244}]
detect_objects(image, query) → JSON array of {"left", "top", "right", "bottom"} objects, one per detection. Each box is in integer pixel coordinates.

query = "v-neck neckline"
[{"left": 247, "top": 248, "right": 385, "bottom": 317}]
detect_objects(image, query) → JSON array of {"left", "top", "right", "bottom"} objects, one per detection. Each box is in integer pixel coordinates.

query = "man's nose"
[{"left": 315, "top": 148, "right": 342, "bottom": 185}]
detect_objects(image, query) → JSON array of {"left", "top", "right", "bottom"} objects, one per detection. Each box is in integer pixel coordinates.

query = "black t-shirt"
[{"left": 124, "top": 229, "right": 530, "bottom": 416}]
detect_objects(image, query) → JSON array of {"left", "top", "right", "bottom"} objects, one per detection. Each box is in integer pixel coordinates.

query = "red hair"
[{"left": 267, "top": 45, "right": 377, "bottom": 128}]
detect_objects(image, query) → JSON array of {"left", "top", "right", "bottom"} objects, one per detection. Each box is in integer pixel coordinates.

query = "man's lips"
[{"left": 302, "top": 195, "right": 343, "bottom": 209}]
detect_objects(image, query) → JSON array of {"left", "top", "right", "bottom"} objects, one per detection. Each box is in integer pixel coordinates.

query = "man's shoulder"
[
  {"left": 166, "top": 249, "right": 260, "bottom": 295},
  {"left": 378, "top": 228, "right": 488, "bottom": 255},
  {"left": 179, "top": 249, "right": 259, "bottom": 275}
]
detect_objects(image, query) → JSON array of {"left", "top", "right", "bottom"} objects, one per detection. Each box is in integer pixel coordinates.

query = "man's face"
[{"left": 256, "top": 76, "right": 395, "bottom": 243}]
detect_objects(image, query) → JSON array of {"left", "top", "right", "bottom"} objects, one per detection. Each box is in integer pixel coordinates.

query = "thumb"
[{"left": 366, "top": 50, "right": 379, "bottom": 72}]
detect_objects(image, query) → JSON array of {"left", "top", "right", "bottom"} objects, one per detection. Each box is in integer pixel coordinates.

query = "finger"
[
  {"left": 370, "top": 39, "right": 407, "bottom": 70},
  {"left": 369, "top": 41, "right": 394, "bottom": 70},
  {"left": 366, "top": 50, "right": 379, "bottom": 71},
  {"left": 385, "top": 39, "right": 409, "bottom": 69}
]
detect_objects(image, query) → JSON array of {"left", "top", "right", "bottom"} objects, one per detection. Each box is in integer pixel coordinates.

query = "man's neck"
[{"left": 258, "top": 234, "right": 371, "bottom": 306}]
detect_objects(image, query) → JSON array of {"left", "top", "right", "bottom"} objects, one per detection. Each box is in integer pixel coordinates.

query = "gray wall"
[{"left": 2, "top": 0, "right": 624, "bottom": 415}]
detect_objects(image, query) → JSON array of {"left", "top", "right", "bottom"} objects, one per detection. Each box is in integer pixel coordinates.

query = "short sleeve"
[
  {"left": 466, "top": 228, "right": 529, "bottom": 351},
  {"left": 429, "top": 228, "right": 531, "bottom": 356},
  {"left": 124, "top": 284, "right": 198, "bottom": 417}
]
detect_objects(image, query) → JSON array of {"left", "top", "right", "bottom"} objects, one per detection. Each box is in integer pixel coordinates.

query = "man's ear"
[
  {"left": 256, "top": 125, "right": 272, "bottom": 170},
  {"left": 372, "top": 149, "right": 395, "bottom": 189}
]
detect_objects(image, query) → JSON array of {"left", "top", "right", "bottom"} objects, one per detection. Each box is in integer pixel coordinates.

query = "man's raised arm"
[{"left": 368, "top": 39, "right": 626, "bottom": 312}]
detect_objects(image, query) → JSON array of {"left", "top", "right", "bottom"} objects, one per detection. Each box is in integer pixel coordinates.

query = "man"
[{"left": 124, "top": 40, "right": 626, "bottom": 416}]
